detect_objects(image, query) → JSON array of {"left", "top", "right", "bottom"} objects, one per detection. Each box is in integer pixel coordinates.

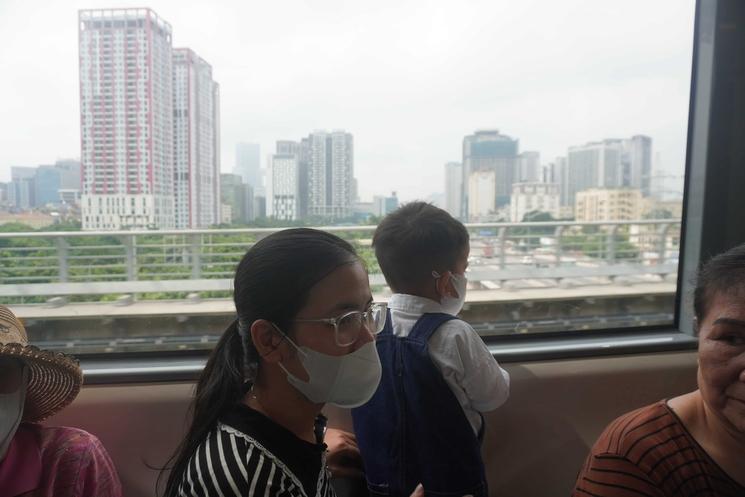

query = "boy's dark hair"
[
  {"left": 373, "top": 202, "right": 469, "bottom": 293},
  {"left": 693, "top": 242, "right": 745, "bottom": 325}
]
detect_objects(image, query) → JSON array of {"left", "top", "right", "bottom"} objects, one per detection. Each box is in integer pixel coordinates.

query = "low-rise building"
[
  {"left": 510, "top": 182, "right": 560, "bottom": 222},
  {"left": 575, "top": 188, "right": 643, "bottom": 222}
]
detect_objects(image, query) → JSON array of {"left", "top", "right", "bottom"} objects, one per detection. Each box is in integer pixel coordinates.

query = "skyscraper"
[
  {"left": 461, "top": 130, "right": 519, "bottom": 220},
  {"left": 54, "top": 159, "right": 83, "bottom": 193},
  {"left": 566, "top": 139, "right": 624, "bottom": 207},
  {"left": 173, "top": 48, "right": 220, "bottom": 228},
  {"left": 34, "top": 165, "right": 63, "bottom": 207},
  {"left": 234, "top": 143, "right": 261, "bottom": 189},
  {"left": 79, "top": 9, "right": 174, "bottom": 230},
  {"left": 444, "top": 162, "right": 462, "bottom": 219},
  {"left": 270, "top": 152, "right": 301, "bottom": 221},
  {"left": 626, "top": 135, "right": 653, "bottom": 196},
  {"left": 220, "top": 173, "right": 253, "bottom": 225},
  {"left": 548, "top": 156, "right": 571, "bottom": 208},
  {"left": 517, "top": 151, "right": 541, "bottom": 183},
  {"left": 9, "top": 167, "right": 36, "bottom": 210},
  {"left": 272, "top": 140, "right": 307, "bottom": 219},
  {"left": 566, "top": 136, "right": 653, "bottom": 207},
  {"left": 306, "top": 130, "right": 354, "bottom": 220}
]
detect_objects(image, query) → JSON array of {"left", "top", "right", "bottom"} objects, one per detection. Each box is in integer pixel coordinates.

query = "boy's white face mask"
[
  {"left": 432, "top": 271, "right": 468, "bottom": 316},
  {"left": 275, "top": 326, "right": 382, "bottom": 408},
  {"left": 0, "top": 365, "right": 28, "bottom": 461}
]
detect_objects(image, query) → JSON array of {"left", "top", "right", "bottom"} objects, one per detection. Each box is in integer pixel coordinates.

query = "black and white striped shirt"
[{"left": 176, "top": 404, "right": 335, "bottom": 497}]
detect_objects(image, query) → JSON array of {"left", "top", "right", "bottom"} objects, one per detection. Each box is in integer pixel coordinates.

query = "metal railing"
[{"left": 0, "top": 219, "right": 681, "bottom": 304}]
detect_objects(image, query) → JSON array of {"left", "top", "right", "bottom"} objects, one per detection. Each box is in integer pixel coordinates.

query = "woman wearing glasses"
[{"left": 162, "top": 228, "right": 394, "bottom": 497}]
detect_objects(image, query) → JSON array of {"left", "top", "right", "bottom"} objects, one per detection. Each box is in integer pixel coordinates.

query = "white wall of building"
[
  {"left": 510, "top": 182, "right": 560, "bottom": 222},
  {"left": 271, "top": 154, "right": 300, "bottom": 221},
  {"left": 468, "top": 170, "right": 496, "bottom": 220},
  {"left": 444, "top": 162, "right": 462, "bottom": 219},
  {"left": 575, "top": 188, "right": 643, "bottom": 222}
]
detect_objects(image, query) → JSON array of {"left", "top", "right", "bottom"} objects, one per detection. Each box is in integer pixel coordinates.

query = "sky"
[{"left": 0, "top": 0, "right": 695, "bottom": 202}]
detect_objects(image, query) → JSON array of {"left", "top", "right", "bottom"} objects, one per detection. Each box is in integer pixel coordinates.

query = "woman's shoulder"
[
  {"left": 22, "top": 423, "right": 107, "bottom": 454},
  {"left": 183, "top": 421, "right": 321, "bottom": 497},
  {"left": 18, "top": 423, "right": 121, "bottom": 496},
  {"left": 594, "top": 400, "right": 679, "bottom": 456}
]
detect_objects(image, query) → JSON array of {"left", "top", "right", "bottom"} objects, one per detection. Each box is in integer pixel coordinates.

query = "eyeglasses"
[{"left": 294, "top": 302, "right": 387, "bottom": 347}]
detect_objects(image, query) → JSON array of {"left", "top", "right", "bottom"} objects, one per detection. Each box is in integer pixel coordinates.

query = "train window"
[{"left": 0, "top": 0, "right": 697, "bottom": 357}]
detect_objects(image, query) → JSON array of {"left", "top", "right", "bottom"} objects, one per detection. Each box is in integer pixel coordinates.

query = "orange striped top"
[{"left": 572, "top": 400, "right": 744, "bottom": 497}]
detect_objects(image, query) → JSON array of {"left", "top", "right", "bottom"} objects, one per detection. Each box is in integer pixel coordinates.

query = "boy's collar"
[{"left": 388, "top": 293, "right": 444, "bottom": 313}]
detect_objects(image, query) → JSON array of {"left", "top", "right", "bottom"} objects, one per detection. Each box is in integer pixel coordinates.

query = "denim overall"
[{"left": 351, "top": 312, "right": 487, "bottom": 497}]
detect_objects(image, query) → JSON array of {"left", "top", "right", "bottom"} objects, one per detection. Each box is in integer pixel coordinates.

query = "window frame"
[{"left": 78, "top": 0, "right": 745, "bottom": 383}]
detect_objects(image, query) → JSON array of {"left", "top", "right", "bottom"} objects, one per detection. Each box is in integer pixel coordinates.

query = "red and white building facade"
[{"left": 79, "top": 9, "right": 219, "bottom": 230}]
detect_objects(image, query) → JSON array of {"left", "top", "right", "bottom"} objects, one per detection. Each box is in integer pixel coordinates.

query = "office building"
[{"left": 462, "top": 130, "right": 519, "bottom": 220}]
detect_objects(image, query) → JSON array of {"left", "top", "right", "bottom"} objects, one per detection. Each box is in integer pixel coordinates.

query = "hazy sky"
[{"left": 0, "top": 0, "right": 695, "bottom": 201}]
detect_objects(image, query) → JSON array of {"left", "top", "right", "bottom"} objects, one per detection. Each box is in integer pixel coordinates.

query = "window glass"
[{"left": 0, "top": 0, "right": 694, "bottom": 353}]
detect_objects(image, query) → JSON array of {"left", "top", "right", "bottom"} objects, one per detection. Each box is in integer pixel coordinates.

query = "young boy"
[{"left": 352, "top": 202, "right": 510, "bottom": 497}]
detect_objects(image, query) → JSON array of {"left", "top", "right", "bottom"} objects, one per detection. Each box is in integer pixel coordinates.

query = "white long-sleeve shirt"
[{"left": 387, "top": 293, "right": 511, "bottom": 435}]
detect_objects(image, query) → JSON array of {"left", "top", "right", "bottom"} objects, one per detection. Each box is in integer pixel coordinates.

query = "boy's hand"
[
  {"left": 410, "top": 483, "right": 425, "bottom": 497},
  {"left": 325, "top": 428, "right": 365, "bottom": 479}
]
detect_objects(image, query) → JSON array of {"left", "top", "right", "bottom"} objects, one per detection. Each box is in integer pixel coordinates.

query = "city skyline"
[
  {"left": 3, "top": 128, "right": 679, "bottom": 214},
  {"left": 0, "top": 0, "right": 695, "bottom": 202}
]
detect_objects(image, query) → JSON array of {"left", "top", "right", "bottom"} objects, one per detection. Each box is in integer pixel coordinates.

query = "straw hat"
[{"left": 0, "top": 305, "right": 82, "bottom": 422}]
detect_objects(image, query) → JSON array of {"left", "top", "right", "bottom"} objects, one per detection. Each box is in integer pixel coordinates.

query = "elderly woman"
[
  {"left": 572, "top": 244, "right": 745, "bottom": 496},
  {"left": 0, "top": 305, "right": 121, "bottom": 497}
]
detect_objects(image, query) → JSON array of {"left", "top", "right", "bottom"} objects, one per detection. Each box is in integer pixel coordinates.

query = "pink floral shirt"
[{"left": 0, "top": 423, "right": 122, "bottom": 497}]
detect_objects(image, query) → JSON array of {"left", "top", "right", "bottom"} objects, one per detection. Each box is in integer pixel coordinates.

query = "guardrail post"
[
  {"left": 606, "top": 225, "right": 618, "bottom": 264},
  {"left": 124, "top": 235, "right": 137, "bottom": 280},
  {"left": 657, "top": 223, "right": 670, "bottom": 264},
  {"left": 554, "top": 226, "right": 565, "bottom": 266},
  {"left": 498, "top": 227, "right": 507, "bottom": 269},
  {"left": 56, "top": 238, "right": 69, "bottom": 282},
  {"left": 191, "top": 234, "right": 202, "bottom": 279}
]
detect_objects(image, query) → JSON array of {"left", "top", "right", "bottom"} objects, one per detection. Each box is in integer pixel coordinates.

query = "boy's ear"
[
  {"left": 434, "top": 270, "right": 454, "bottom": 299},
  {"left": 250, "top": 319, "right": 287, "bottom": 363}
]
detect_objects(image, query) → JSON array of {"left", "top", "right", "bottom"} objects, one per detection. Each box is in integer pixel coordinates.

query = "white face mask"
[
  {"left": 277, "top": 329, "right": 382, "bottom": 408},
  {"left": 432, "top": 271, "right": 468, "bottom": 316},
  {"left": 0, "top": 365, "right": 27, "bottom": 461}
]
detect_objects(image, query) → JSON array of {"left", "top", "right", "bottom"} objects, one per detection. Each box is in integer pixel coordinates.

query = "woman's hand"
[
  {"left": 325, "top": 428, "right": 364, "bottom": 479},
  {"left": 325, "top": 429, "right": 425, "bottom": 496}
]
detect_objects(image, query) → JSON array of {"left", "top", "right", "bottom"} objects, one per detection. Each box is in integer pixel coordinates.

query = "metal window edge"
[
  {"left": 489, "top": 330, "right": 697, "bottom": 362},
  {"left": 79, "top": 330, "right": 698, "bottom": 385}
]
